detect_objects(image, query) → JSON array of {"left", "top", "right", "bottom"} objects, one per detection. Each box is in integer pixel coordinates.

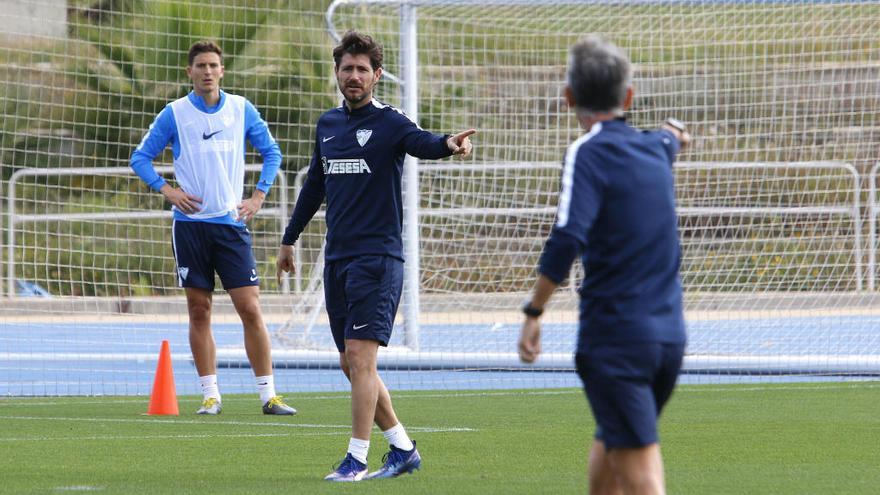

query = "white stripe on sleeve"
[{"left": 556, "top": 122, "right": 602, "bottom": 228}]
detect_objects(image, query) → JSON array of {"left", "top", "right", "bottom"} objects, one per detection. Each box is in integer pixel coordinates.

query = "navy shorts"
[
  {"left": 575, "top": 342, "right": 684, "bottom": 449},
  {"left": 323, "top": 255, "right": 404, "bottom": 352},
  {"left": 171, "top": 220, "right": 259, "bottom": 291}
]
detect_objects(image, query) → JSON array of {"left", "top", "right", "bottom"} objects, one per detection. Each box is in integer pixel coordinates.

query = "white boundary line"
[
  {"left": 0, "top": 415, "right": 475, "bottom": 433},
  {"left": 0, "top": 415, "right": 350, "bottom": 428},
  {"left": 1, "top": 381, "right": 879, "bottom": 407},
  {"left": 1, "top": 432, "right": 346, "bottom": 442},
  {"left": 677, "top": 382, "right": 880, "bottom": 393},
  {"left": 0, "top": 391, "right": 585, "bottom": 407}
]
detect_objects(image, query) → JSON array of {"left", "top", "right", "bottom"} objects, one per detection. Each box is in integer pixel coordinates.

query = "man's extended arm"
[{"left": 395, "top": 114, "right": 476, "bottom": 160}]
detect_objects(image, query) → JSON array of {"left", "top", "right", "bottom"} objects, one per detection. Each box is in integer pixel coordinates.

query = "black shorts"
[
  {"left": 171, "top": 220, "right": 259, "bottom": 291},
  {"left": 323, "top": 255, "right": 404, "bottom": 352},
  {"left": 575, "top": 342, "right": 684, "bottom": 449}
]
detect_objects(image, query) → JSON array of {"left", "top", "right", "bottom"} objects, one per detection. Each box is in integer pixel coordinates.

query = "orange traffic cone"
[{"left": 147, "top": 340, "right": 179, "bottom": 415}]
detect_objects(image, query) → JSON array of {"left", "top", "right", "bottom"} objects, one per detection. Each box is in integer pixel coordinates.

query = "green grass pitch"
[{"left": 1, "top": 381, "right": 878, "bottom": 494}]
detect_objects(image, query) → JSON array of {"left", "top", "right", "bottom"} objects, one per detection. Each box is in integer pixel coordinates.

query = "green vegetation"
[
  {"left": 0, "top": 382, "right": 879, "bottom": 494},
  {"left": 2, "top": 1, "right": 879, "bottom": 295},
  {"left": 2, "top": 1, "right": 336, "bottom": 295},
  {"left": 57, "top": 0, "right": 335, "bottom": 167}
]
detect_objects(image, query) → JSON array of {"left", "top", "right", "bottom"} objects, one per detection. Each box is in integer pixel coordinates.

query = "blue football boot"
[
  {"left": 365, "top": 441, "right": 421, "bottom": 479},
  {"left": 324, "top": 453, "right": 368, "bottom": 482}
]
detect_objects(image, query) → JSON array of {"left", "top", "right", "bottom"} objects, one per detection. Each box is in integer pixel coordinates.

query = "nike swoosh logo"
[
  {"left": 352, "top": 323, "right": 369, "bottom": 330},
  {"left": 249, "top": 275, "right": 258, "bottom": 281},
  {"left": 322, "top": 136, "right": 335, "bottom": 142},
  {"left": 202, "top": 130, "right": 223, "bottom": 140}
]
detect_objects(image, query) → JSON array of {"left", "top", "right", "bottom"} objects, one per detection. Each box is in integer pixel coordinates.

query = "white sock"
[
  {"left": 199, "top": 374, "right": 220, "bottom": 402},
  {"left": 347, "top": 437, "right": 370, "bottom": 465},
  {"left": 383, "top": 423, "right": 414, "bottom": 451},
  {"left": 255, "top": 375, "right": 276, "bottom": 405}
]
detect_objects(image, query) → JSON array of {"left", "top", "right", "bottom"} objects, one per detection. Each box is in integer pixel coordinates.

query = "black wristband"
[{"left": 522, "top": 301, "right": 544, "bottom": 318}]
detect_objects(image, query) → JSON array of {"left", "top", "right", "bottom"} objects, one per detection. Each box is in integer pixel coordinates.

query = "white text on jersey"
[{"left": 323, "top": 158, "right": 372, "bottom": 175}]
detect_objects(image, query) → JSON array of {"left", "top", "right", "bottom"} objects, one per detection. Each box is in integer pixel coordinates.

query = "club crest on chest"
[{"left": 356, "top": 129, "right": 372, "bottom": 147}]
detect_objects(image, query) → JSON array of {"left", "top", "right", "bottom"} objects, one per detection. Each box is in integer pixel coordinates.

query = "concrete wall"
[{"left": 0, "top": 0, "right": 67, "bottom": 39}]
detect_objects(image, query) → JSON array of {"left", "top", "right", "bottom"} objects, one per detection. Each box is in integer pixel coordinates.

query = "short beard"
[{"left": 345, "top": 92, "right": 368, "bottom": 106}]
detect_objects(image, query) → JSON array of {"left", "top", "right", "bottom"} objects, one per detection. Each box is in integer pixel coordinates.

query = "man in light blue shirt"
[{"left": 131, "top": 41, "right": 295, "bottom": 416}]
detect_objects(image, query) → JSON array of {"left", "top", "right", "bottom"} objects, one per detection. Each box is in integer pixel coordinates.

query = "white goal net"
[{"left": 2, "top": 0, "right": 880, "bottom": 396}]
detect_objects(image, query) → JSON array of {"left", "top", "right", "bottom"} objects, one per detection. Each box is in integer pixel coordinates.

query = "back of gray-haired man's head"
[{"left": 566, "top": 35, "right": 632, "bottom": 114}]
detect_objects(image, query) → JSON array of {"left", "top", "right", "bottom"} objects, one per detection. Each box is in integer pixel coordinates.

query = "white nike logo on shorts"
[
  {"left": 353, "top": 323, "right": 369, "bottom": 330},
  {"left": 250, "top": 275, "right": 258, "bottom": 281},
  {"left": 323, "top": 136, "right": 335, "bottom": 142}
]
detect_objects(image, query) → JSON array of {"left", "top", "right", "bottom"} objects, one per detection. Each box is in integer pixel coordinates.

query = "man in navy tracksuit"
[
  {"left": 276, "top": 31, "right": 475, "bottom": 482},
  {"left": 518, "top": 36, "right": 690, "bottom": 494}
]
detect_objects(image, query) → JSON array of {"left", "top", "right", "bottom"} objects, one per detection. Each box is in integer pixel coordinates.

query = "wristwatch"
[
  {"left": 664, "top": 117, "right": 687, "bottom": 133},
  {"left": 521, "top": 301, "right": 544, "bottom": 318}
]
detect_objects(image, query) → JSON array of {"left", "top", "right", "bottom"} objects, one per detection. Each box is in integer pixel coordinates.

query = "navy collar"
[
  {"left": 342, "top": 98, "right": 378, "bottom": 117},
  {"left": 595, "top": 116, "right": 629, "bottom": 130}
]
